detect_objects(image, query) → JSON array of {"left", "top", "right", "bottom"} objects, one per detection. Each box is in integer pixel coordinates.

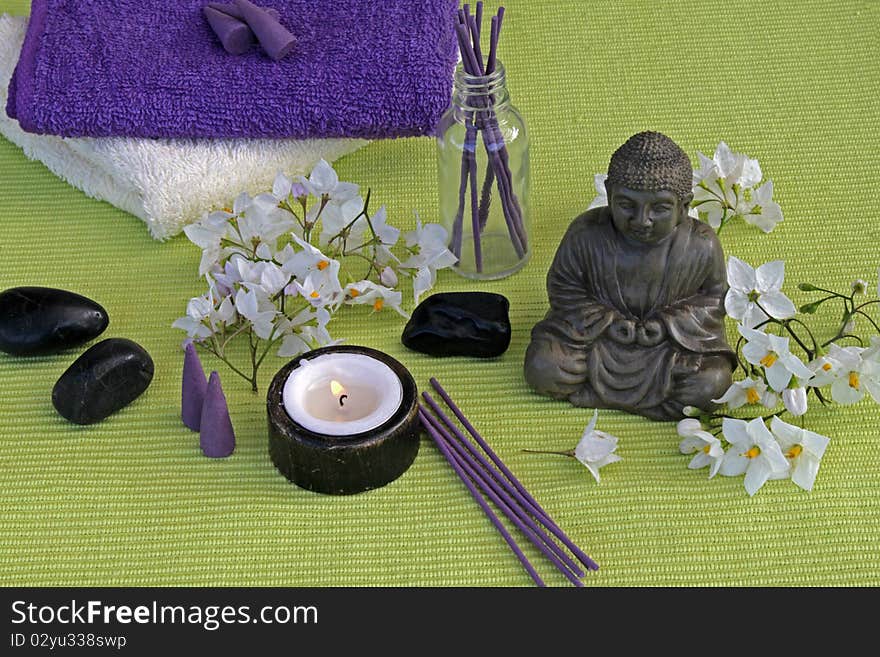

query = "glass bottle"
[{"left": 436, "top": 62, "right": 530, "bottom": 280}]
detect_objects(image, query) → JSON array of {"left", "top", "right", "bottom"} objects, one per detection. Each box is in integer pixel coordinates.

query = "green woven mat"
[{"left": 1, "top": 0, "right": 878, "bottom": 586}]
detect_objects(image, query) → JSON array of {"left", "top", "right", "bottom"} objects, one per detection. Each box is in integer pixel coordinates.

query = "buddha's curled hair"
[{"left": 606, "top": 131, "right": 693, "bottom": 201}]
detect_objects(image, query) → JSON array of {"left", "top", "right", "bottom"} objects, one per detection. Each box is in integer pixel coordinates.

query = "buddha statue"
[{"left": 524, "top": 131, "right": 735, "bottom": 421}]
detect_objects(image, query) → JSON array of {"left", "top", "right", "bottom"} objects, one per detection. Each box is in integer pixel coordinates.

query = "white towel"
[{"left": 0, "top": 15, "right": 367, "bottom": 241}]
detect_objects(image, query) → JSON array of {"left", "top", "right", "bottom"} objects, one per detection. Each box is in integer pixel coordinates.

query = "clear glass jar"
[{"left": 436, "top": 62, "right": 530, "bottom": 280}]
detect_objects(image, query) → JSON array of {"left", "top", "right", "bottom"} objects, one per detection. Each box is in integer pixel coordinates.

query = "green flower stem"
[
  {"left": 854, "top": 309, "right": 880, "bottom": 333},
  {"left": 199, "top": 342, "right": 257, "bottom": 391},
  {"left": 521, "top": 448, "right": 576, "bottom": 458}
]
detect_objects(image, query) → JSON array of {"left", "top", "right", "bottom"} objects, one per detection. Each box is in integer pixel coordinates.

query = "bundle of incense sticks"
[
  {"left": 419, "top": 378, "right": 598, "bottom": 587},
  {"left": 450, "top": 3, "right": 527, "bottom": 273}
]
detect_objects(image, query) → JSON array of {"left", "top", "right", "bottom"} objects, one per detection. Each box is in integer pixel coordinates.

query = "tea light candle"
[
  {"left": 267, "top": 346, "right": 419, "bottom": 495},
  {"left": 281, "top": 352, "right": 403, "bottom": 436}
]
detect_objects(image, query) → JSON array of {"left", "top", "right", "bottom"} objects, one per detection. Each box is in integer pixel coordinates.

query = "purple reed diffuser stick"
[
  {"left": 418, "top": 410, "right": 545, "bottom": 587},
  {"left": 421, "top": 397, "right": 584, "bottom": 581},
  {"left": 451, "top": 5, "right": 527, "bottom": 268},
  {"left": 421, "top": 409, "right": 582, "bottom": 587},
  {"left": 455, "top": 19, "right": 524, "bottom": 258},
  {"left": 430, "top": 377, "right": 599, "bottom": 571}
]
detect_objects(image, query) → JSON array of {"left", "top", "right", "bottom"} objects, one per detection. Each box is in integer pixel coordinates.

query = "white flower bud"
[
  {"left": 379, "top": 266, "right": 398, "bottom": 288},
  {"left": 682, "top": 405, "right": 701, "bottom": 417},
  {"left": 782, "top": 387, "right": 808, "bottom": 417}
]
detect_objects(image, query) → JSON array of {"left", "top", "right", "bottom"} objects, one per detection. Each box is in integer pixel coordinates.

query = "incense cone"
[
  {"left": 182, "top": 341, "right": 208, "bottom": 431},
  {"left": 200, "top": 372, "right": 236, "bottom": 458},
  {"left": 235, "top": 0, "right": 296, "bottom": 61},
  {"left": 203, "top": 5, "right": 255, "bottom": 55},
  {"left": 206, "top": 2, "right": 281, "bottom": 22}
]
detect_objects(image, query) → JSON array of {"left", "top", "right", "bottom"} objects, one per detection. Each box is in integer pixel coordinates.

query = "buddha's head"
[{"left": 604, "top": 132, "right": 693, "bottom": 245}]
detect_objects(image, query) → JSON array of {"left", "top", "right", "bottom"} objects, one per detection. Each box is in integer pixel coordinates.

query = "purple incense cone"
[
  {"left": 203, "top": 5, "right": 255, "bottom": 55},
  {"left": 235, "top": 0, "right": 296, "bottom": 61},
  {"left": 206, "top": 2, "right": 281, "bottom": 22},
  {"left": 182, "top": 342, "right": 208, "bottom": 431},
  {"left": 200, "top": 372, "right": 236, "bottom": 458}
]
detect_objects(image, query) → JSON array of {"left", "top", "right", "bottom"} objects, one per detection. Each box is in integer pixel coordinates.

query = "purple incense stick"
[
  {"left": 430, "top": 377, "right": 599, "bottom": 571},
  {"left": 422, "top": 391, "right": 586, "bottom": 577},
  {"left": 421, "top": 398, "right": 584, "bottom": 581},
  {"left": 421, "top": 410, "right": 582, "bottom": 587},
  {"left": 418, "top": 410, "right": 545, "bottom": 587},
  {"left": 182, "top": 341, "right": 208, "bottom": 431}
]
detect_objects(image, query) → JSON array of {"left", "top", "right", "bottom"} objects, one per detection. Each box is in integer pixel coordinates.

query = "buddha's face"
[{"left": 606, "top": 184, "right": 691, "bottom": 245}]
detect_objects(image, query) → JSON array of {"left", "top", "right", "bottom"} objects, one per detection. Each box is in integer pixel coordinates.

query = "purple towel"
[{"left": 7, "top": 0, "right": 459, "bottom": 139}]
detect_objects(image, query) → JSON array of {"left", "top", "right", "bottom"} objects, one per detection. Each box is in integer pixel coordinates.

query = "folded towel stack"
[
  {"left": 0, "top": 15, "right": 366, "bottom": 240},
  {"left": 1, "top": 1, "right": 459, "bottom": 239}
]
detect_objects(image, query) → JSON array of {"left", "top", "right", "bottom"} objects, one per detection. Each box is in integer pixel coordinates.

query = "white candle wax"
[{"left": 282, "top": 352, "right": 404, "bottom": 436}]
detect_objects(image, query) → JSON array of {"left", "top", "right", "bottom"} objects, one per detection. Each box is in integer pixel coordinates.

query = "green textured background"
[{"left": 1, "top": 0, "right": 878, "bottom": 587}]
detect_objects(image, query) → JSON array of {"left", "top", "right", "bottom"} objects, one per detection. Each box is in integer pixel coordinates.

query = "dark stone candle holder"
[{"left": 267, "top": 345, "right": 419, "bottom": 495}]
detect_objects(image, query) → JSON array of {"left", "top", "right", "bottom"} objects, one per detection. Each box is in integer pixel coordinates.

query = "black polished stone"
[
  {"left": 402, "top": 292, "right": 511, "bottom": 358},
  {"left": 52, "top": 338, "right": 154, "bottom": 425},
  {"left": 0, "top": 287, "right": 109, "bottom": 356}
]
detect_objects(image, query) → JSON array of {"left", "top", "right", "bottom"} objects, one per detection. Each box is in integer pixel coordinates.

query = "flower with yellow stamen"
[
  {"left": 373, "top": 298, "right": 384, "bottom": 312},
  {"left": 745, "top": 387, "right": 761, "bottom": 404},
  {"left": 848, "top": 371, "right": 860, "bottom": 389},
  {"left": 759, "top": 351, "right": 778, "bottom": 368},
  {"left": 719, "top": 417, "right": 789, "bottom": 496}
]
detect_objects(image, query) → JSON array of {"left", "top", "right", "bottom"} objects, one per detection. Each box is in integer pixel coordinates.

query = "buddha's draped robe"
[{"left": 526, "top": 208, "right": 735, "bottom": 418}]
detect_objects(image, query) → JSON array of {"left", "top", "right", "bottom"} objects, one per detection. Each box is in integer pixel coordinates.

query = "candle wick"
[{"left": 339, "top": 394, "right": 348, "bottom": 407}]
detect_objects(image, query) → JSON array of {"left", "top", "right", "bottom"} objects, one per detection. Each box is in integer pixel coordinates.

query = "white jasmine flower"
[
  {"left": 587, "top": 173, "right": 608, "bottom": 210},
  {"left": 184, "top": 211, "right": 233, "bottom": 276},
  {"left": 573, "top": 410, "right": 622, "bottom": 484},
  {"left": 319, "top": 196, "right": 367, "bottom": 247},
  {"left": 742, "top": 180, "right": 783, "bottom": 233},
  {"left": 824, "top": 344, "right": 880, "bottom": 405},
  {"left": 344, "top": 281, "right": 407, "bottom": 317},
  {"left": 677, "top": 419, "right": 724, "bottom": 478},
  {"left": 399, "top": 216, "right": 458, "bottom": 303},
  {"left": 172, "top": 281, "right": 237, "bottom": 339},
  {"left": 234, "top": 288, "right": 277, "bottom": 339},
  {"left": 692, "top": 142, "right": 763, "bottom": 229},
  {"left": 739, "top": 325, "right": 812, "bottom": 392},
  {"left": 276, "top": 307, "right": 335, "bottom": 357},
  {"left": 806, "top": 353, "right": 842, "bottom": 388},
  {"left": 725, "top": 257, "right": 796, "bottom": 328},
  {"left": 299, "top": 159, "right": 359, "bottom": 202},
  {"left": 712, "top": 377, "right": 778, "bottom": 409},
  {"left": 719, "top": 418, "right": 790, "bottom": 496},
  {"left": 281, "top": 235, "right": 342, "bottom": 292},
  {"left": 769, "top": 417, "right": 830, "bottom": 492},
  {"left": 293, "top": 272, "right": 343, "bottom": 309},
  {"left": 233, "top": 259, "right": 289, "bottom": 298},
  {"left": 369, "top": 206, "right": 401, "bottom": 248},
  {"left": 272, "top": 172, "right": 294, "bottom": 201},
  {"left": 235, "top": 193, "right": 296, "bottom": 249}
]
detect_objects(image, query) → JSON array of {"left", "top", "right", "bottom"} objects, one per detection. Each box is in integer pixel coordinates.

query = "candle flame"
[{"left": 330, "top": 380, "right": 346, "bottom": 397}]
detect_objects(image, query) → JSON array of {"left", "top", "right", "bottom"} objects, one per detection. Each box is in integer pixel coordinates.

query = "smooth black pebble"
[
  {"left": 401, "top": 292, "right": 511, "bottom": 358},
  {"left": 52, "top": 338, "right": 154, "bottom": 425},
  {"left": 0, "top": 287, "right": 109, "bottom": 356}
]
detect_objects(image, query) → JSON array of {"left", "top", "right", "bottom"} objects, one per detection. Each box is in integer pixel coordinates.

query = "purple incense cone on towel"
[
  {"left": 182, "top": 341, "right": 208, "bottom": 431},
  {"left": 207, "top": 2, "right": 281, "bottom": 22},
  {"left": 200, "top": 371, "right": 236, "bottom": 458},
  {"left": 203, "top": 5, "right": 255, "bottom": 55},
  {"left": 235, "top": 0, "right": 296, "bottom": 61}
]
